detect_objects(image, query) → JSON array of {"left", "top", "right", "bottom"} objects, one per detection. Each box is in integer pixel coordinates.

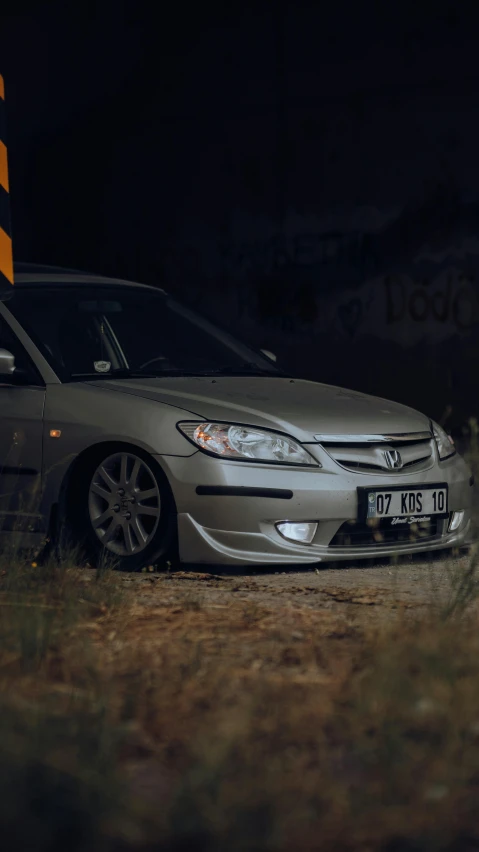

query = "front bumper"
[{"left": 155, "top": 448, "right": 474, "bottom": 566}]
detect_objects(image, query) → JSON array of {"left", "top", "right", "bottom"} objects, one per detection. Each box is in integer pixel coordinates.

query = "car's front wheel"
[{"left": 71, "top": 449, "right": 176, "bottom": 571}]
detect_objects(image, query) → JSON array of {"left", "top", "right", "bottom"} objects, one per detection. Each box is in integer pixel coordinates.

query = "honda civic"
[{"left": 0, "top": 264, "right": 473, "bottom": 570}]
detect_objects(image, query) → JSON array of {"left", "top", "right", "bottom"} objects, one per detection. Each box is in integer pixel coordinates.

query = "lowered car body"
[{"left": 0, "top": 264, "right": 473, "bottom": 569}]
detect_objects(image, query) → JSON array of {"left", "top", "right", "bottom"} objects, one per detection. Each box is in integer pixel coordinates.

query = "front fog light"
[
  {"left": 448, "top": 511, "right": 465, "bottom": 532},
  {"left": 276, "top": 521, "right": 318, "bottom": 544}
]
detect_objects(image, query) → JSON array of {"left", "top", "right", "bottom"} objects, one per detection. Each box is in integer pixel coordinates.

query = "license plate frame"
[{"left": 357, "top": 482, "right": 449, "bottom": 527}]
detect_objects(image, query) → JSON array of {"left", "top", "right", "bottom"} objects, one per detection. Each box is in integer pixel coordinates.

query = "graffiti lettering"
[
  {"left": 218, "top": 231, "right": 378, "bottom": 279},
  {"left": 159, "top": 227, "right": 383, "bottom": 287},
  {"left": 385, "top": 275, "right": 477, "bottom": 329},
  {"left": 338, "top": 299, "right": 363, "bottom": 338}
]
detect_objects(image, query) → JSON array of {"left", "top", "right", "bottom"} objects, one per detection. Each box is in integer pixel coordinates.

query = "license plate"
[{"left": 359, "top": 483, "right": 448, "bottom": 525}]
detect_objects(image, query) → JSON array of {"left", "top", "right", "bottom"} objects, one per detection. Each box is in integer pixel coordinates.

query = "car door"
[{"left": 0, "top": 313, "right": 46, "bottom": 534}]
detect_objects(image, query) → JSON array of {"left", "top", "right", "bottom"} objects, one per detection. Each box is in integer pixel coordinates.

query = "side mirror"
[
  {"left": 260, "top": 349, "right": 277, "bottom": 363},
  {"left": 0, "top": 348, "right": 15, "bottom": 375}
]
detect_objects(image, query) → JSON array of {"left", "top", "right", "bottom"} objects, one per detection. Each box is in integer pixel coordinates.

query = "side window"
[{"left": 0, "top": 314, "right": 43, "bottom": 385}]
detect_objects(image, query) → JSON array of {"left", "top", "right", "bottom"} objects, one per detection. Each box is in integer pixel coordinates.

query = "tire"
[{"left": 69, "top": 448, "right": 177, "bottom": 571}]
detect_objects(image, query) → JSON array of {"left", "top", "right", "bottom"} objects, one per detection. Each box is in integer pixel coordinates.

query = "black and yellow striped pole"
[{"left": 0, "top": 74, "right": 13, "bottom": 298}]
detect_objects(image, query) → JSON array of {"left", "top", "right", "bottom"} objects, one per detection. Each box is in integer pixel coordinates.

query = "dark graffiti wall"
[{"left": 2, "top": 2, "right": 479, "bottom": 430}]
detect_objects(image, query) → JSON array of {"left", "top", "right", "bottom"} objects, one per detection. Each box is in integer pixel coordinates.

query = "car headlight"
[
  {"left": 177, "top": 422, "right": 320, "bottom": 466},
  {"left": 432, "top": 420, "right": 456, "bottom": 461}
]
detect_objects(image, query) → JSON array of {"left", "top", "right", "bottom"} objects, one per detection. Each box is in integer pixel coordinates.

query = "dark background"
[{"left": 2, "top": 1, "right": 479, "bottom": 432}]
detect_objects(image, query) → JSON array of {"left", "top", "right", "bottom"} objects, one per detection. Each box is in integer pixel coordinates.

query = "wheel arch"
[{"left": 52, "top": 440, "right": 177, "bottom": 545}]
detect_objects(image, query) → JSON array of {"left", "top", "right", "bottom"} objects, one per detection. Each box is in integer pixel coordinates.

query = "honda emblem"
[{"left": 384, "top": 449, "right": 403, "bottom": 470}]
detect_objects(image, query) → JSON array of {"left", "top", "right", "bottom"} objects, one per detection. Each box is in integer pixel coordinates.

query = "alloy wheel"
[{"left": 88, "top": 452, "right": 161, "bottom": 556}]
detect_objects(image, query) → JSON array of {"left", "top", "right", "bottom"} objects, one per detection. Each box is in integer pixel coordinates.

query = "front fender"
[{"left": 40, "top": 383, "right": 198, "bottom": 514}]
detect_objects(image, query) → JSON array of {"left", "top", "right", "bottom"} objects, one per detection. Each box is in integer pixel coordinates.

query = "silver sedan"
[{"left": 0, "top": 264, "right": 473, "bottom": 570}]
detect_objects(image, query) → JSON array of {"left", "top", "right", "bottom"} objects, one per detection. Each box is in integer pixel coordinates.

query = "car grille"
[
  {"left": 319, "top": 434, "right": 434, "bottom": 475},
  {"left": 329, "top": 516, "right": 443, "bottom": 548}
]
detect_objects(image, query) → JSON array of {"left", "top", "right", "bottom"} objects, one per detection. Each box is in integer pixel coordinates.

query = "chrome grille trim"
[
  {"left": 335, "top": 457, "right": 431, "bottom": 474},
  {"left": 318, "top": 435, "right": 435, "bottom": 475},
  {"left": 313, "top": 431, "right": 431, "bottom": 444}
]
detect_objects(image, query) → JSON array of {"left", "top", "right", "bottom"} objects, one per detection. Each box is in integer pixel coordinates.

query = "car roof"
[
  {"left": 14, "top": 262, "right": 91, "bottom": 276},
  {"left": 12, "top": 262, "right": 165, "bottom": 293}
]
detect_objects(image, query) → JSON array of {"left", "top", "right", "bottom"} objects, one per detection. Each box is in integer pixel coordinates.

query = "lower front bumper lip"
[{"left": 177, "top": 514, "right": 472, "bottom": 566}]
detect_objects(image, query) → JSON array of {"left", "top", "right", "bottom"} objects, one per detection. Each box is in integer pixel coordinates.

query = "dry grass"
[{"left": 0, "top": 551, "right": 479, "bottom": 850}]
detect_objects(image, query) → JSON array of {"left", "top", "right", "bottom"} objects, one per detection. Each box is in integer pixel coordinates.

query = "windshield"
[{"left": 6, "top": 284, "right": 282, "bottom": 381}]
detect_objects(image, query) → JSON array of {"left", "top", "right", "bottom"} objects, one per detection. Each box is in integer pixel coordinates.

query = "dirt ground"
[
  {"left": 121, "top": 551, "right": 468, "bottom": 614},
  {"left": 3, "top": 549, "right": 478, "bottom": 850}
]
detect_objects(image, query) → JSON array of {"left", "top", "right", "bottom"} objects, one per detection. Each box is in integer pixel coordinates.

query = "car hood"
[{"left": 86, "top": 376, "right": 431, "bottom": 442}]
